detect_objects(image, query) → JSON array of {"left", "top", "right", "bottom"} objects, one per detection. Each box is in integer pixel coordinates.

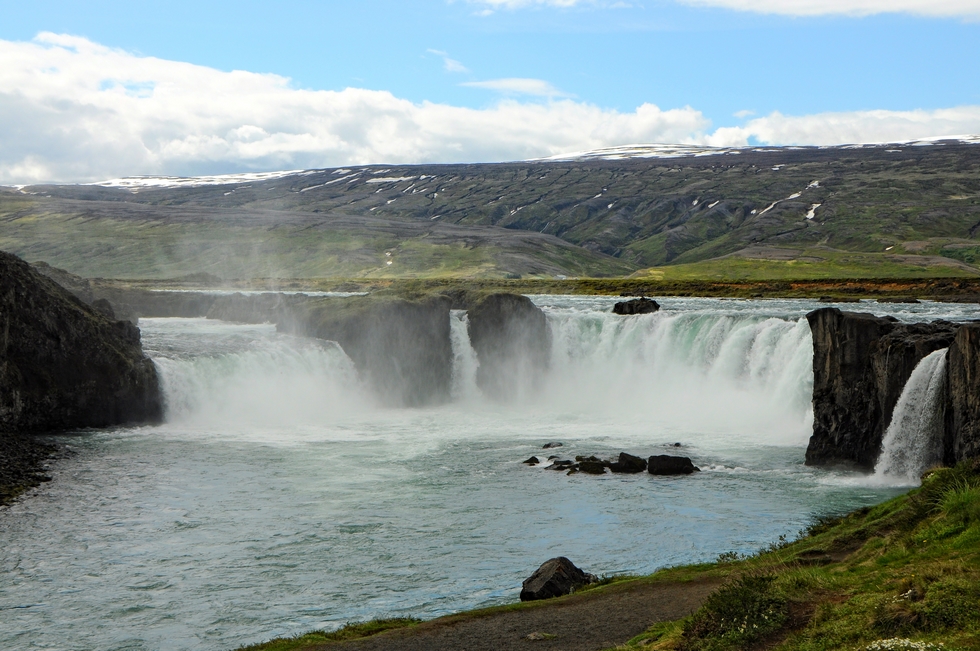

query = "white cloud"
[
  {"left": 708, "top": 107, "right": 980, "bottom": 147},
  {"left": 427, "top": 49, "right": 470, "bottom": 73},
  {"left": 0, "top": 33, "right": 708, "bottom": 184},
  {"left": 1, "top": 33, "right": 978, "bottom": 185},
  {"left": 461, "top": 78, "right": 571, "bottom": 97},
  {"left": 678, "top": 0, "right": 980, "bottom": 18}
]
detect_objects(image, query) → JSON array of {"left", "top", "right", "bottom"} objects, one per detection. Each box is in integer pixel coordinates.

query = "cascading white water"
[
  {"left": 449, "top": 310, "right": 480, "bottom": 401},
  {"left": 149, "top": 319, "right": 367, "bottom": 439},
  {"left": 14, "top": 298, "right": 980, "bottom": 651},
  {"left": 873, "top": 348, "right": 949, "bottom": 484},
  {"left": 514, "top": 306, "right": 815, "bottom": 446}
]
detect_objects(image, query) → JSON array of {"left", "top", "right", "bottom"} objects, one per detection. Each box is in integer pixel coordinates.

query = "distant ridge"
[
  {"left": 537, "top": 135, "right": 980, "bottom": 162},
  {"left": 76, "top": 136, "right": 980, "bottom": 190}
]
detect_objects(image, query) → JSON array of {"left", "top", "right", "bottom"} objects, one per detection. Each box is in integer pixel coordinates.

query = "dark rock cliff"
[
  {"left": 945, "top": 324, "right": 980, "bottom": 464},
  {"left": 0, "top": 251, "right": 162, "bottom": 433},
  {"left": 279, "top": 295, "right": 453, "bottom": 407},
  {"left": 806, "top": 308, "right": 958, "bottom": 468},
  {"left": 466, "top": 293, "right": 551, "bottom": 401}
]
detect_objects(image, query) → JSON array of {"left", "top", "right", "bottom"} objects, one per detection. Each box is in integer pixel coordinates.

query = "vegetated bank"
[{"left": 239, "top": 461, "right": 980, "bottom": 651}]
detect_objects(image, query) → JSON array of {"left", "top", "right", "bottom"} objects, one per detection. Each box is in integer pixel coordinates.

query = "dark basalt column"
[
  {"left": 279, "top": 295, "right": 453, "bottom": 407},
  {"left": 0, "top": 251, "right": 162, "bottom": 433},
  {"left": 466, "top": 293, "right": 551, "bottom": 401},
  {"left": 805, "top": 308, "right": 957, "bottom": 469},
  {"left": 945, "top": 324, "right": 980, "bottom": 465}
]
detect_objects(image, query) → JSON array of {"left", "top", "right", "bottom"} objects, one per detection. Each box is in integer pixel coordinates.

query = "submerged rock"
[
  {"left": 647, "top": 455, "right": 700, "bottom": 475},
  {"left": 0, "top": 251, "right": 162, "bottom": 433},
  {"left": 577, "top": 460, "right": 607, "bottom": 475},
  {"left": 520, "top": 557, "right": 598, "bottom": 601},
  {"left": 609, "top": 452, "right": 647, "bottom": 473},
  {"left": 612, "top": 297, "right": 660, "bottom": 315},
  {"left": 523, "top": 456, "right": 540, "bottom": 465},
  {"left": 542, "top": 441, "right": 563, "bottom": 449}
]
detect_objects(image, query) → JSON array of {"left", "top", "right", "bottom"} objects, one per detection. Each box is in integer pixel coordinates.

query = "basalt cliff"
[
  {"left": 806, "top": 307, "right": 980, "bottom": 469},
  {"left": 0, "top": 251, "right": 162, "bottom": 434}
]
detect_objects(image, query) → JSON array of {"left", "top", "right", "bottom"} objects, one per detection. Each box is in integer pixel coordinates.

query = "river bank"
[
  {"left": 240, "top": 462, "right": 980, "bottom": 651},
  {"left": 73, "top": 275, "right": 980, "bottom": 303},
  {"left": 0, "top": 435, "right": 61, "bottom": 506}
]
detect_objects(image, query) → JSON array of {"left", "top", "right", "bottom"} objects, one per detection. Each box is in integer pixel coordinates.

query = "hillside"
[{"left": 2, "top": 140, "right": 980, "bottom": 280}]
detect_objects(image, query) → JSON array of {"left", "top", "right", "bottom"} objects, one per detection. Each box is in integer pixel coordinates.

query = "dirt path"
[{"left": 323, "top": 578, "right": 721, "bottom": 651}]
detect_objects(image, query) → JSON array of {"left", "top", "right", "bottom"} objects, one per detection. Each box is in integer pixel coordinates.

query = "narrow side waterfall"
[
  {"left": 874, "top": 348, "right": 949, "bottom": 484},
  {"left": 449, "top": 310, "right": 480, "bottom": 401}
]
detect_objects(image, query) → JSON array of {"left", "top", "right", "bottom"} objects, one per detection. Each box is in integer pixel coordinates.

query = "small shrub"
[
  {"left": 681, "top": 574, "right": 787, "bottom": 650},
  {"left": 919, "top": 578, "right": 980, "bottom": 631}
]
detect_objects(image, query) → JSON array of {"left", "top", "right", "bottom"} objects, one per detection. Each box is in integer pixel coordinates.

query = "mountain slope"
[{"left": 4, "top": 140, "right": 980, "bottom": 279}]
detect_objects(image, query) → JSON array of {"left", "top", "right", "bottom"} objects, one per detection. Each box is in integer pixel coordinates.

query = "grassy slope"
[
  {"left": 0, "top": 193, "right": 633, "bottom": 280},
  {"left": 237, "top": 463, "right": 980, "bottom": 651},
  {"left": 6, "top": 144, "right": 980, "bottom": 281},
  {"left": 635, "top": 248, "right": 980, "bottom": 282}
]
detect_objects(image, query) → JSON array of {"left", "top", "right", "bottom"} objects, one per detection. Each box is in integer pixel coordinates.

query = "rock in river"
[
  {"left": 647, "top": 455, "right": 700, "bottom": 475},
  {"left": 609, "top": 452, "right": 647, "bottom": 473},
  {"left": 613, "top": 298, "right": 660, "bottom": 315},
  {"left": 520, "top": 557, "right": 598, "bottom": 601}
]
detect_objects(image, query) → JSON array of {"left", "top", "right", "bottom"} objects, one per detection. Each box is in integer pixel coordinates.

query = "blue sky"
[{"left": 0, "top": 0, "right": 978, "bottom": 183}]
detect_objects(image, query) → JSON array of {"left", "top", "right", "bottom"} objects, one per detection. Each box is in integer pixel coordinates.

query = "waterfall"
[
  {"left": 145, "top": 307, "right": 816, "bottom": 447},
  {"left": 535, "top": 308, "right": 815, "bottom": 444},
  {"left": 150, "top": 320, "right": 366, "bottom": 433},
  {"left": 873, "top": 348, "right": 948, "bottom": 484},
  {"left": 449, "top": 310, "right": 480, "bottom": 401}
]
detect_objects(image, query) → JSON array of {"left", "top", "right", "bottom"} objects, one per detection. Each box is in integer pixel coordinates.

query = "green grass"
[
  {"left": 634, "top": 248, "right": 980, "bottom": 282},
  {"left": 617, "top": 462, "right": 980, "bottom": 651}
]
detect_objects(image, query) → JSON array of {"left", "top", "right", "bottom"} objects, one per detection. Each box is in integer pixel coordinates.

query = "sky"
[{"left": 0, "top": 0, "right": 979, "bottom": 184}]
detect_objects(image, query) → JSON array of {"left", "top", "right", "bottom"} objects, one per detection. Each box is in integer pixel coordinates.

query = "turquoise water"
[{"left": 3, "top": 297, "right": 977, "bottom": 651}]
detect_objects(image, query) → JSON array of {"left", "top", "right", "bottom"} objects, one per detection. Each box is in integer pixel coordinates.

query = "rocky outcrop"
[
  {"left": 609, "top": 452, "right": 647, "bottom": 473},
  {"left": 945, "top": 324, "right": 980, "bottom": 464},
  {"left": 805, "top": 308, "right": 958, "bottom": 468},
  {"left": 647, "top": 455, "right": 699, "bottom": 475},
  {"left": 520, "top": 557, "right": 598, "bottom": 601},
  {"left": 466, "top": 293, "right": 551, "bottom": 401},
  {"left": 279, "top": 295, "right": 453, "bottom": 407},
  {"left": 0, "top": 251, "right": 162, "bottom": 433},
  {"left": 613, "top": 297, "right": 660, "bottom": 315}
]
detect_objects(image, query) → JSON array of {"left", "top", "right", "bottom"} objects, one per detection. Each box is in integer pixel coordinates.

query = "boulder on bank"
[
  {"left": 613, "top": 298, "right": 660, "bottom": 315},
  {"left": 520, "top": 557, "right": 598, "bottom": 601},
  {"left": 0, "top": 251, "right": 162, "bottom": 433},
  {"left": 467, "top": 293, "right": 551, "bottom": 401},
  {"left": 279, "top": 295, "right": 453, "bottom": 407},
  {"left": 647, "top": 455, "right": 699, "bottom": 475},
  {"left": 806, "top": 308, "right": 958, "bottom": 468}
]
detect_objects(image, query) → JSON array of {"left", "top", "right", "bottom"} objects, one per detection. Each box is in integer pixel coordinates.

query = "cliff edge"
[{"left": 0, "top": 251, "right": 162, "bottom": 434}]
